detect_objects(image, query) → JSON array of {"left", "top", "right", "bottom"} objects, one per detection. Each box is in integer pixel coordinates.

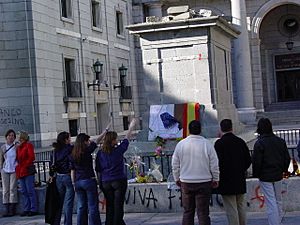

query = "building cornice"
[{"left": 127, "top": 16, "right": 240, "bottom": 38}]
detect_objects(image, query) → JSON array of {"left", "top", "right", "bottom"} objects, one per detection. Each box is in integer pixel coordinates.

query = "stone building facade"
[
  {"left": 0, "top": 0, "right": 139, "bottom": 147},
  {"left": 130, "top": 0, "right": 300, "bottom": 137},
  {"left": 1, "top": 0, "right": 300, "bottom": 146}
]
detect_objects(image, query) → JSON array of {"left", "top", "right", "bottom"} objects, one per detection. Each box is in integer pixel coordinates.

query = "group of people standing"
[
  {"left": 0, "top": 118, "right": 136, "bottom": 225},
  {"left": 0, "top": 116, "right": 293, "bottom": 225},
  {"left": 172, "top": 118, "right": 291, "bottom": 225},
  {"left": 49, "top": 118, "right": 136, "bottom": 225},
  {"left": 0, "top": 130, "right": 37, "bottom": 217}
]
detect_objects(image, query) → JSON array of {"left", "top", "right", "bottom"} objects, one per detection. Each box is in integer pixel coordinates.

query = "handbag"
[
  {"left": 45, "top": 177, "right": 60, "bottom": 224},
  {"left": 27, "top": 164, "right": 37, "bottom": 175},
  {"left": 45, "top": 150, "right": 60, "bottom": 224}
]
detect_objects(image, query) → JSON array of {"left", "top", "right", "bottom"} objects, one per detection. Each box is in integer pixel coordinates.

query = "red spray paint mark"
[
  {"left": 198, "top": 54, "right": 202, "bottom": 60},
  {"left": 250, "top": 185, "right": 265, "bottom": 208}
]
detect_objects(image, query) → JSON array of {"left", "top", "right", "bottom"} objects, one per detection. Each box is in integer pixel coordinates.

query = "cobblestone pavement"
[{"left": 0, "top": 211, "right": 300, "bottom": 225}]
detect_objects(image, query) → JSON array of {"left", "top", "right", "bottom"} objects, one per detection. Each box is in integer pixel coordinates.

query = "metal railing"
[
  {"left": 63, "top": 81, "right": 82, "bottom": 98},
  {"left": 0, "top": 148, "right": 296, "bottom": 188},
  {"left": 34, "top": 160, "right": 51, "bottom": 186},
  {"left": 274, "top": 129, "right": 300, "bottom": 147},
  {"left": 3, "top": 128, "right": 298, "bottom": 186}
]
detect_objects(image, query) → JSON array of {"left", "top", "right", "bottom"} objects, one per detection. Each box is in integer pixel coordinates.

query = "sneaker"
[
  {"left": 27, "top": 211, "right": 38, "bottom": 217},
  {"left": 20, "top": 211, "right": 29, "bottom": 217}
]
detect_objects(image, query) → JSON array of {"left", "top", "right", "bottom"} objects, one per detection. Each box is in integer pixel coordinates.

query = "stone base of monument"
[
  {"left": 123, "top": 177, "right": 300, "bottom": 213},
  {"left": 1, "top": 177, "right": 299, "bottom": 214}
]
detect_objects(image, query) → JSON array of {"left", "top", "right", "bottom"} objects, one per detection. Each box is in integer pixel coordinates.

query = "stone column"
[
  {"left": 250, "top": 37, "right": 264, "bottom": 111},
  {"left": 231, "top": 0, "right": 256, "bottom": 123}
]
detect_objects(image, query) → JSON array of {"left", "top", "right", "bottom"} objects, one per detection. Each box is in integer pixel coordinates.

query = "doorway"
[
  {"left": 276, "top": 70, "right": 300, "bottom": 102},
  {"left": 97, "top": 103, "right": 109, "bottom": 132}
]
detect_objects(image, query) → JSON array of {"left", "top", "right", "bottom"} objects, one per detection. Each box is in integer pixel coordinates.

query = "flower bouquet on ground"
[
  {"left": 126, "top": 146, "right": 150, "bottom": 183},
  {"left": 148, "top": 158, "right": 163, "bottom": 182},
  {"left": 154, "top": 136, "right": 166, "bottom": 158}
]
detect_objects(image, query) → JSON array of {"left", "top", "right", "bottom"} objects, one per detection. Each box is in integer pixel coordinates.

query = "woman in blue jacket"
[
  {"left": 95, "top": 119, "right": 136, "bottom": 225},
  {"left": 70, "top": 124, "right": 110, "bottom": 225},
  {"left": 50, "top": 131, "right": 74, "bottom": 225}
]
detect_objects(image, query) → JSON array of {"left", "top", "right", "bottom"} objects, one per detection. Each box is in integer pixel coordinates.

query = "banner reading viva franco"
[{"left": 148, "top": 103, "right": 205, "bottom": 141}]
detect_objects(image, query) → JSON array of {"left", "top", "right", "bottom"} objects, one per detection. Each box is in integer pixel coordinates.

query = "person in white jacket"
[{"left": 172, "top": 120, "right": 219, "bottom": 225}]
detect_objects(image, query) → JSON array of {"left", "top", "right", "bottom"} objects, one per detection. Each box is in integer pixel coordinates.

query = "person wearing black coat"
[
  {"left": 214, "top": 119, "right": 251, "bottom": 225},
  {"left": 252, "top": 118, "right": 290, "bottom": 225}
]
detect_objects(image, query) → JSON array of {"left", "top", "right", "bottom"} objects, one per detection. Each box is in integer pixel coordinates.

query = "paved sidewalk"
[{"left": 1, "top": 211, "right": 300, "bottom": 225}]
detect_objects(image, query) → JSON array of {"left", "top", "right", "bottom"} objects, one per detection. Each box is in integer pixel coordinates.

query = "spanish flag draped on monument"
[{"left": 148, "top": 102, "right": 204, "bottom": 141}]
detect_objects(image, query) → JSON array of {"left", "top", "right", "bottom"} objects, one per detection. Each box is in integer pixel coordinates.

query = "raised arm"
[
  {"left": 95, "top": 121, "right": 112, "bottom": 144},
  {"left": 125, "top": 118, "right": 137, "bottom": 140}
]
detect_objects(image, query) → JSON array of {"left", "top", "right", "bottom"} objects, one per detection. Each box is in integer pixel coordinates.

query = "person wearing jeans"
[
  {"left": 95, "top": 118, "right": 137, "bottom": 225},
  {"left": 0, "top": 129, "right": 18, "bottom": 217},
  {"left": 16, "top": 131, "right": 38, "bottom": 217},
  {"left": 260, "top": 181, "right": 283, "bottom": 225},
  {"left": 50, "top": 131, "right": 74, "bottom": 225},
  {"left": 70, "top": 125, "right": 109, "bottom": 225},
  {"left": 252, "top": 118, "right": 290, "bottom": 225},
  {"left": 75, "top": 178, "right": 99, "bottom": 225},
  {"left": 18, "top": 175, "right": 37, "bottom": 215}
]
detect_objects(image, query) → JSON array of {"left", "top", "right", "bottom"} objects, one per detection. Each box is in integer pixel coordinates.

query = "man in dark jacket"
[
  {"left": 252, "top": 118, "right": 290, "bottom": 225},
  {"left": 214, "top": 119, "right": 251, "bottom": 225}
]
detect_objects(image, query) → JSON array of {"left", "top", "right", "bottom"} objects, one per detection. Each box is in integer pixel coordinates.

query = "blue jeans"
[
  {"left": 75, "top": 178, "right": 101, "bottom": 225},
  {"left": 53, "top": 174, "right": 75, "bottom": 225},
  {"left": 260, "top": 181, "right": 283, "bottom": 225},
  {"left": 18, "top": 175, "right": 37, "bottom": 212}
]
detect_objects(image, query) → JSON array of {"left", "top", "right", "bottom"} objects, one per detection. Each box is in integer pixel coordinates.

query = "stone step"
[
  {"left": 265, "top": 101, "right": 300, "bottom": 111},
  {"left": 256, "top": 109, "right": 300, "bottom": 125}
]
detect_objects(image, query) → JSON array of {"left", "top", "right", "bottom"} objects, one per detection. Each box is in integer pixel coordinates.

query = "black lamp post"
[
  {"left": 114, "top": 64, "right": 128, "bottom": 89},
  {"left": 93, "top": 59, "right": 103, "bottom": 80},
  {"left": 88, "top": 59, "right": 103, "bottom": 90}
]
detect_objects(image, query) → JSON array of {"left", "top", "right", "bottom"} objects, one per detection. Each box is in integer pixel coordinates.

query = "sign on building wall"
[
  {"left": 0, "top": 107, "right": 26, "bottom": 135},
  {"left": 275, "top": 53, "right": 300, "bottom": 70}
]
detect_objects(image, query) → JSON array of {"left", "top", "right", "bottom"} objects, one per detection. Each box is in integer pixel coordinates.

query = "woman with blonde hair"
[
  {"left": 95, "top": 118, "right": 137, "bottom": 225},
  {"left": 16, "top": 131, "right": 38, "bottom": 216},
  {"left": 0, "top": 129, "right": 18, "bottom": 217}
]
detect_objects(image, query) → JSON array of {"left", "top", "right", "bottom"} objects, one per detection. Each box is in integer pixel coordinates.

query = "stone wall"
[{"left": 1, "top": 177, "right": 299, "bottom": 215}]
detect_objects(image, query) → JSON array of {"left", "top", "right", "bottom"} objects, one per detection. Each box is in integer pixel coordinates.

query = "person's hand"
[
  {"left": 48, "top": 176, "right": 54, "bottom": 183},
  {"left": 212, "top": 181, "right": 219, "bottom": 188},
  {"left": 105, "top": 121, "right": 112, "bottom": 131},
  {"left": 128, "top": 118, "right": 138, "bottom": 130},
  {"left": 176, "top": 180, "right": 181, "bottom": 187}
]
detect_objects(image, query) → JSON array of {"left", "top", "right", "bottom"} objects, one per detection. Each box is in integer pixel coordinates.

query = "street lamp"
[
  {"left": 286, "top": 41, "right": 294, "bottom": 50},
  {"left": 88, "top": 59, "right": 104, "bottom": 91},
  {"left": 113, "top": 64, "right": 128, "bottom": 89}
]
